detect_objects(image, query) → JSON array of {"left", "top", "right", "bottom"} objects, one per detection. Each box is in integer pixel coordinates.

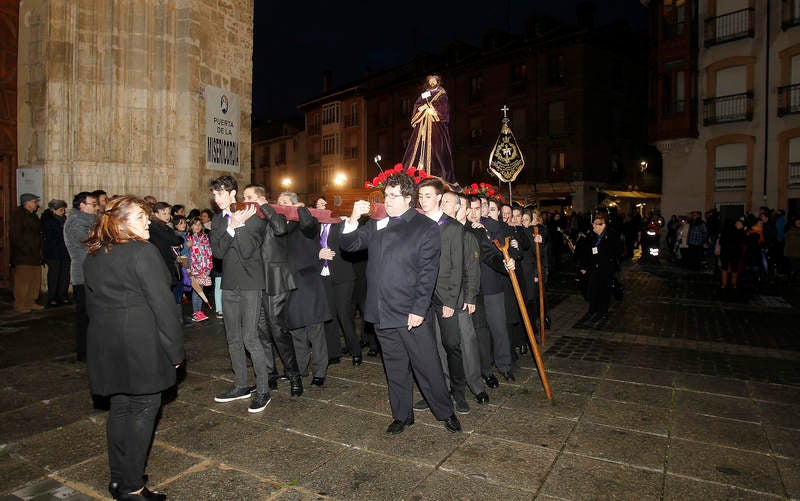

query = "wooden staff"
[
  {"left": 494, "top": 237, "right": 553, "bottom": 400},
  {"left": 533, "top": 226, "right": 546, "bottom": 346}
]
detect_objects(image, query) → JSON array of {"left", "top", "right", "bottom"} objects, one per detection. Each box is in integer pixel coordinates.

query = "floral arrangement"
[
  {"left": 364, "top": 163, "right": 430, "bottom": 189},
  {"left": 463, "top": 182, "right": 503, "bottom": 203}
]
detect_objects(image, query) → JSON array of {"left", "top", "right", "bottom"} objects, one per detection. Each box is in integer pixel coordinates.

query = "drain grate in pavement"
[{"left": 545, "top": 335, "right": 800, "bottom": 386}]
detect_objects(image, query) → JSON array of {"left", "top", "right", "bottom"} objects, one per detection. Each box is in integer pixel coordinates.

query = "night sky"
[{"left": 251, "top": 0, "right": 648, "bottom": 122}]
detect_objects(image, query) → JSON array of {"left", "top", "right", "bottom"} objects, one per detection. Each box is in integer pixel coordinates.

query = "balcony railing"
[
  {"left": 703, "top": 92, "right": 753, "bottom": 125},
  {"left": 782, "top": 0, "right": 800, "bottom": 29},
  {"left": 344, "top": 114, "right": 360, "bottom": 127},
  {"left": 778, "top": 83, "right": 800, "bottom": 116},
  {"left": 705, "top": 8, "right": 754, "bottom": 47},
  {"left": 714, "top": 165, "right": 746, "bottom": 190},
  {"left": 790, "top": 161, "right": 800, "bottom": 187}
]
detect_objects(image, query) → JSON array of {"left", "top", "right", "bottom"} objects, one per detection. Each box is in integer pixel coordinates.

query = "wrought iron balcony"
[
  {"left": 714, "top": 165, "right": 746, "bottom": 190},
  {"left": 778, "top": 83, "right": 800, "bottom": 116},
  {"left": 790, "top": 161, "right": 800, "bottom": 187},
  {"left": 703, "top": 92, "right": 753, "bottom": 125},
  {"left": 704, "top": 8, "right": 754, "bottom": 47}
]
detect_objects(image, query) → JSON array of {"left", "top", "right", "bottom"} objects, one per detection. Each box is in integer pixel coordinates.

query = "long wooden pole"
[
  {"left": 494, "top": 237, "right": 553, "bottom": 400},
  {"left": 533, "top": 226, "right": 546, "bottom": 346}
]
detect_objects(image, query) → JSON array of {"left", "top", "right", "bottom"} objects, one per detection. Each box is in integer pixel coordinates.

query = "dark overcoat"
[
  {"left": 340, "top": 207, "right": 441, "bottom": 330},
  {"left": 285, "top": 206, "right": 331, "bottom": 329},
  {"left": 84, "top": 241, "right": 184, "bottom": 396}
]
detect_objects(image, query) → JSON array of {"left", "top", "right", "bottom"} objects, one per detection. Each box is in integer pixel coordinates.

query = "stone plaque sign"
[{"left": 205, "top": 85, "right": 240, "bottom": 172}]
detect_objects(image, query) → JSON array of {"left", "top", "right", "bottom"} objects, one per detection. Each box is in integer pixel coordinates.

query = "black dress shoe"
[
  {"left": 367, "top": 349, "right": 379, "bottom": 357},
  {"left": 290, "top": 375, "right": 303, "bottom": 397},
  {"left": 268, "top": 375, "right": 278, "bottom": 390},
  {"left": 501, "top": 370, "right": 515, "bottom": 382},
  {"left": 311, "top": 376, "right": 325, "bottom": 387},
  {"left": 483, "top": 374, "right": 499, "bottom": 388},
  {"left": 109, "top": 482, "right": 120, "bottom": 499},
  {"left": 116, "top": 487, "right": 166, "bottom": 500},
  {"left": 475, "top": 391, "right": 489, "bottom": 404},
  {"left": 545, "top": 315, "right": 552, "bottom": 330},
  {"left": 385, "top": 416, "right": 414, "bottom": 434},
  {"left": 443, "top": 414, "right": 462, "bottom": 433},
  {"left": 352, "top": 355, "right": 362, "bottom": 366}
]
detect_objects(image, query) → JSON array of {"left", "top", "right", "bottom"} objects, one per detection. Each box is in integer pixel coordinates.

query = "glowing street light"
[
  {"left": 281, "top": 177, "right": 292, "bottom": 188},
  {"left": 333, "top": 172, "right": 347, "bottom": 186}
]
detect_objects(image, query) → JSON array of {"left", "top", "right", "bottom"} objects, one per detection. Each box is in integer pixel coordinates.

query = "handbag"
[{"left": 611, "top": 275, "right": 624, "bottom": 301}]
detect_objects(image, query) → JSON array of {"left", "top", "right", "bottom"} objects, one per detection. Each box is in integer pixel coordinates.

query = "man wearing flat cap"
[{"left": 10, "top": 193, "right": 44, "bottom": 313}]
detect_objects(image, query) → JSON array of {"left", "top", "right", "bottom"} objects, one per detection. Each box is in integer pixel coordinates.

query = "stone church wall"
[{"left": 18, "top": 0, "right": 253, "bottom": 210}]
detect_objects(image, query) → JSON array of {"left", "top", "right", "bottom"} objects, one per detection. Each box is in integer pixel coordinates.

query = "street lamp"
[
  {"left": 333, "top": 172, "right": 347, "bottom": 187},
  {"left": 281, "top": 177, "right": 292, "bottom": 188}
]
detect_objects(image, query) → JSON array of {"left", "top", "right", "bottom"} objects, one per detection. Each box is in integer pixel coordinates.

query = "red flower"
[
  {"left": 471, "top": 183, "right": 478, "bottom": 191},
  {"left": 393, "top": 163, "right": 404, "bottom": 172},
  {"left": 414, "top": 176, "right": 421, "bottom": 183}
]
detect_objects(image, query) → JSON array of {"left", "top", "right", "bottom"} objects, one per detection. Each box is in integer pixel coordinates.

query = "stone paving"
[{"left": 0, "top": 259, "right": 799, "bottom": 500}]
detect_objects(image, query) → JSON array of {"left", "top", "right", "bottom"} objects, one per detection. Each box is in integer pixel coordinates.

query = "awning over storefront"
[{"left": 601, "top": 189, "right": 661, "bottom": 199}]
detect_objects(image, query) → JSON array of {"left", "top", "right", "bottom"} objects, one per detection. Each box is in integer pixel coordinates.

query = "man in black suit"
[
  {"left": 319, "top": 216, "right": 362, "bottom": 366},
  {"left": 278, "top": 192, "right": 331, "bottom": 387},
  {"left": 242, "top": 184, "right": 303, "bottom": 397},
  {"left": 340, "top": 172, "right": 461, "bottom": 435},
  {"left": 467, "top": 196, "right": 516, "bottom": 384},
  {"left": 414, "top": 177, "right": 469, "bottom": 414},
  {"left": 209, "top": 176, "right": 272, "bottom": 413}
]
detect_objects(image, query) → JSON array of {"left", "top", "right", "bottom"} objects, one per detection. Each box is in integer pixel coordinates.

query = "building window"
[
  {"left": 705, "top": 0, "right": 755, "bottom": 47},
  {"left": 714, "top": 142, "right": 747, "bottom": 190},
  {"left": 778, "top": 49, "right": 800, "bottom": 116},
  {"left": 789, "top": 137, "right": 800, "bottom": 186},
  {"left": 547, "top": 55, "right": 565, "bottom": 86},
  {"left": 663, "top": 0, "right": 687, "bottom": 39},
  {"left": 548, "top": 101, "right": 566, "bottom": 136},
  {"left": 661, "top": 67, "right": 689, "bottom": 115},
  {"left": 308, "top": 112, "right": 321, "bottom": 136},
  {"left": 704, "top": 60, "right": 754, "bottom": 125},
  {"left": 345, "top": 102, "right": 360, "bottom": 127},
  {"left": 549, "top": 150, "right": 566, "bottom": 175},
  {"left": 783, "top": 0, "right": 800, "bottom": 29},
  {"left": 322, "top": 103, "right": 341, "bottom": 125},
  {"left": 322, "top": 134, "right": 340, "bottom": 156},
  {"left": 470, "top": 76, "right": 484, "bottom": 102}
]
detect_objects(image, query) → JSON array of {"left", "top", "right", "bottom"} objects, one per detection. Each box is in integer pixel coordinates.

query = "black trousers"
[
  {"left": 432, "top": 298, "right": 466, "bottom": 398},
  {"left": 107, "top": 392, "right": 161, "bottom": 493},
  {"left": 258, "top": 291, "right": 299, "bottom": 377},
  {"left": 73, "top": 284, "right": 89, "bottom": 361},
  {"left": 323, "top": 276, "right": 360, "bottom": 357},
  {"left": 377, "top": 312, "right": 453, "bottom": 422},
  {"left": 45, "top": 258, "right": 70, "bottom": 303}
]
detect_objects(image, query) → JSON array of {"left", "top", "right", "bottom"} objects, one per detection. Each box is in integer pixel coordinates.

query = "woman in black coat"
[
  {"left": 83, "top": 196, "right": 184, "bottom": 501},
  {"left": 577, "top": 212, "right": 622, "bottom": 320}
]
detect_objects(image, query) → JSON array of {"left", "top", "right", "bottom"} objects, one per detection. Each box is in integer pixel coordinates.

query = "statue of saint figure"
[{"left": 401, "top": 74, "right": 456, "bottom": 184}]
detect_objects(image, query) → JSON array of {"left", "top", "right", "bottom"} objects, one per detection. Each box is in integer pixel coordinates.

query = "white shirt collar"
[{"left": 425, "top": 210, "right": 443, "bottom": 222}]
